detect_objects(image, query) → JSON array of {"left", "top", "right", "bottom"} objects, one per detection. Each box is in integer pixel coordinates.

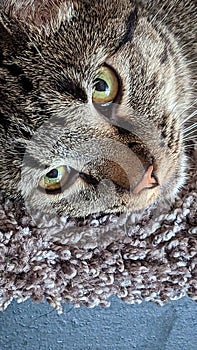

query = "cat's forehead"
[
  {"left": 2, "top": 0, "right": 137, "bottom": 50},
  {"left": 55, "top": 2, "right": 137, "bottom": 63}
]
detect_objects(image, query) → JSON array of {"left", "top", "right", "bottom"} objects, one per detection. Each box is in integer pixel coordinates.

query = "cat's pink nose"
[{"left": 133, "top": 165, "right": 159, "bottom": 194}]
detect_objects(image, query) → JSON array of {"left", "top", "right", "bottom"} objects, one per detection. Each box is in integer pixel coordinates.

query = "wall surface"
[{"left": 0, "top": 296, "right": 197, "bottom": 350}]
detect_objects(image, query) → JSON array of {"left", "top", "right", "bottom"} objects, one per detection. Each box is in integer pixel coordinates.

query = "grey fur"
[{"left": 0, "top": 0, "right": 196, "bottom": 217}]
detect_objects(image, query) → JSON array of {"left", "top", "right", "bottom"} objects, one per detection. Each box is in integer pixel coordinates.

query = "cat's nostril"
[
  {"left": 151, "top": 170, "right": 159, "bottom": 186},
  {"left": 133, "top": 165, "right": 159, "bottom": 194}
]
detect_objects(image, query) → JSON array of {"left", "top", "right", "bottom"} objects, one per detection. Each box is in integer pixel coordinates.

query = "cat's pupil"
[
  {"left": 95, "top": 78, "right": 109, "bottom": 92},
  {"left": 46, "top": 169, "right": 59, "bottom": 179}
]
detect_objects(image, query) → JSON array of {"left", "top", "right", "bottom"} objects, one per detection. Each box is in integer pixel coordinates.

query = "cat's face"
[{"left": 0, "top": 0, "right": 192, "bottom": 217}]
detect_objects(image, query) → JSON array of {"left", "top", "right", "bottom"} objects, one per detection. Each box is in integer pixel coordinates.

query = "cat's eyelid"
[{"left": 42, "top": 162, "right": 70, "bottom": 176}]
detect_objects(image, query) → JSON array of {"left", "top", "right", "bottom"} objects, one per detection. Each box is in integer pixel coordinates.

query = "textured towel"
[{"left": 0, "top": 148, "right": 196, "bottom": 313}]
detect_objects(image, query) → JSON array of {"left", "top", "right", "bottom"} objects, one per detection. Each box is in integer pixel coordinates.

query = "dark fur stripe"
[{"left": 116, "top": 7, "right": 138, "bottom": 51}]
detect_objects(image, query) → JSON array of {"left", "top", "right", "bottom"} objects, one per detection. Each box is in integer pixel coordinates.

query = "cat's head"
[{"left": 0, "top": 0, "right": 194, "bottom": 217}]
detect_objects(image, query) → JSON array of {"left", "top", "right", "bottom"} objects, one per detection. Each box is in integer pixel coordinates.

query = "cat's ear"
[{"left": 0, "top": 0, "right": 76, "bottom": 36}]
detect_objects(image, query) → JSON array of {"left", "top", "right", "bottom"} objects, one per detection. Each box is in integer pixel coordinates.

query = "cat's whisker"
[
  {"left": 149, "top": 0, "right": 178, "bottom": 26},
  {"left": 181, "top": 41, "right": 195, "bottom": 52},
  {"left": 168, "top": 100, "right": 184, "bottom": 115},
  {"left": 188, "top": 167, "right": 197, "bottom": 171},
  {"left": 154, "top": 9, "right": 173, "bottom": 29},
  {"left": 177, "top": 60, "right": 197, "bottom": 73},
  {"left": 183, "top": 145, "right": 196, "bottom": 150},
  {"left": 179, "top": 100, "right": 197, "bottom": 115},
  {"left": 183, "top": 129, "right": 197, "bottom": 137},
  {"left": 183, "top": 123, "right": 197, "bottom": 133},
  {"left": 183, "top": 130, "right": 197, "bottom": 137},
  {"left": 165, "top": 100, "right": 196, "bottom": 123},
  {"left": 185, "top": 153, "right": 197, "bottom": 162},
  {"left": 186, "top": 152, "right": 196, "bottom": 159},
  {"left": 181, "top": 113, "right": 197, "bottom": 126},
  {"left": 180, "top": 109, "right": 197, "bottom": 126},
  {"left": 149, "top": 1, "right": 167, "bottom": 25},
  {"left": 187, "top": 60, "right": 197, "bottom": 67},
  {"left": 184, "top": 123, "right": 197, "bottom": 136},
  {"left": 183, "top": 137, "right": 197, "bottom": 143}
]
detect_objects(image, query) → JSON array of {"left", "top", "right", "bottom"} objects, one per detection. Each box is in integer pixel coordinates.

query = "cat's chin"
[{"left": 21, "top": 184, "right": 158, "bottom": 220}]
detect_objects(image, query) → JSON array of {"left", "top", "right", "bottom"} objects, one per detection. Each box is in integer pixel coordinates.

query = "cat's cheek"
[{"left": 160, "top": 153, "right": 188, "bottom": 202}]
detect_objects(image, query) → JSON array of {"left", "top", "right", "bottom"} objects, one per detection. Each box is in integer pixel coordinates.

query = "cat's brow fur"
[{"left": 0, "top": 0, "right": 196, "bottom": 217}]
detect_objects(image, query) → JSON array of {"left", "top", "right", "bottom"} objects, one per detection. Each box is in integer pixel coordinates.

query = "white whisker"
[
  {"left": 183, "top": 136, "right": 197, "bottom": 142},
  {"left": 180, "top": 41, "right": 195, "bottom": 52},
  {"left": 167, "top": 101, "right": 196, "bottom": 123},
  {"left": 183, "top": 129, "right": 197, "bottom": 137},
  {"left": 180, "top": 109, "right": 197, "bottom": 126},
  {"left": 184, "top": 123, "right": 197, "bottom": 133},
  {"left": 183, "top": 145, "right": 196, "bottom": 150},
  {"left": 186, "top": 60, "right": 197, "bottom": 67},
  {"left": 177, "top": 60, "right": 197, "bottom": 73},
  {"left": 149, "top": 0, "right": 169, "bottom": 25},
  {"left": 149, "top": 0, "right": 179, "bottom": 27}
]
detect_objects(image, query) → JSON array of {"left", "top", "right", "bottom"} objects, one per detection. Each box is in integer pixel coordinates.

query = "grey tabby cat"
[{"left": 0, "top": 0, "right": 196, "bottom": 217}]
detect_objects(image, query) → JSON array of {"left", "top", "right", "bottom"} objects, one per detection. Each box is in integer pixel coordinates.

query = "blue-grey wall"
[{"left": 0, "top": 296, "right": 197, "bottom": 350}]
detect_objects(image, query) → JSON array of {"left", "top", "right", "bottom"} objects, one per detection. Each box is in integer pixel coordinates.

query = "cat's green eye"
[
  {"left": 92, "top": 66, "right": 119, "bottom": 104},
  {"left": 39, "top": 166, "right": 69, "bottom": 192}
]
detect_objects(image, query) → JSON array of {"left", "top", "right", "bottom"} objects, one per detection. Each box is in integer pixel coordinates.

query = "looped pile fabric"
[{"left": 0, "top": 151, "right": 196, "bottom": 313}]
